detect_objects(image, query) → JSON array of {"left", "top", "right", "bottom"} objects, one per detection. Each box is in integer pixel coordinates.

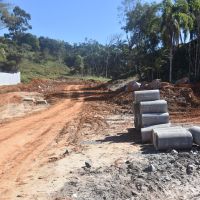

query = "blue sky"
[
  {"left": 7, "top": 0, "right": 124, "bottom": 44},
  {"left": 6, "top": 0, "right": 161, "bottom": 44}
]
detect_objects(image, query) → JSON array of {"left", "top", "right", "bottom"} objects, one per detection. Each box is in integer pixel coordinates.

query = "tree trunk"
[
  {"left": 195, "top": 39, "right": 198, "bottom": 78},
  {"left": 197, "top": 37, "right": 200, "bottom": 78},
  {"left": 188, "top": 43, "right": 191, "bottom": 81},
  {"left": 169, "top": 47, "right": 173, "bottom": 82},
  {"left": 106, "top": 57, "right": 108, "bottom": 78}
]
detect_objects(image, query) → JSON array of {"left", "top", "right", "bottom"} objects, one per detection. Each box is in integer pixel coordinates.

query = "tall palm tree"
[
  {"left": 161, "top": 0, "right": 193, "bottom": 82},
  {"left": 187, "top": 0, "right": 200, "bottom": 78}
]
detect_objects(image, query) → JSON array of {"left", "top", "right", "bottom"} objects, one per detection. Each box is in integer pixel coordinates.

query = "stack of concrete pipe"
[
  {"left": 133, "top": 89, "right": 193, "bottom": 150},
  {"left": 133, "top": 90, "right": 170, "bottom": 143}
]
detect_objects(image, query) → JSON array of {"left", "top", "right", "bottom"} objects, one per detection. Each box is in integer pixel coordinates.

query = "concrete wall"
[{"left": 0, "top": 72, "right": 21, "bottom": 86}]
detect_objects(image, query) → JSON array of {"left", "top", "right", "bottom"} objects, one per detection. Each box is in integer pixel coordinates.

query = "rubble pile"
[{"left": 54, "top": 149, "right": 200, "bottom": 200}]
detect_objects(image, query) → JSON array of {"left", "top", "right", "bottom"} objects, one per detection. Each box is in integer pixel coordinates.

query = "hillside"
[{"left": 20, "top": 59, "right": 70, "bottom": 83}]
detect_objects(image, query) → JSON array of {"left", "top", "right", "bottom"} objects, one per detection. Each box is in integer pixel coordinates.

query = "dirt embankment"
[{"left": 107, "top": 81, "right": 200, "bottom": 124}]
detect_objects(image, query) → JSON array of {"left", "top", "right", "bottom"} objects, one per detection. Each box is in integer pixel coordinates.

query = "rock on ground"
[{"left": 53, "top": 148, "right": 200, "bottom": 200}]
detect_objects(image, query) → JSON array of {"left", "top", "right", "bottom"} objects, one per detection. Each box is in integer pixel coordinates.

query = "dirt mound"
[
  {"left": 21, "top": 79, "right": 103, "bottom": 95},
  {"left": 0, "top": 85, "right": 21, "bottom": 94},
  {"left": 18, "top": 79, "right": 64, "bottom": 93},
  {"left": 0, "top": 93, "right": 22, "bottom": 106},
  {"left": 161, "top": 85, "right": 200, "bottom": 111},
  {"left": 54, "top": 149, "right": 200, "bottom": 200},
  {"left": 0, "top": 92, "right": 48, "bottom": 122},
  {"left": 0, "top": 79, "right": 52, "bottom": 94},
  {"left": 109, "top": 82, "right": 200, "bottom": 113}
]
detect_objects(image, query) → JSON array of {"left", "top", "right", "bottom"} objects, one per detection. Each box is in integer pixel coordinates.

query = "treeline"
[
  {"left": 121, "top": 0, "right": 200, "bottom": 82},
  {"left": 0, "top": 1, "right": 131, "bottom": 79},
  {"left": 1, "top": 0, "right": 200, "bottom": 82},
  {"left": 0, "top": 34, "right": 132, "bottom": 78}
]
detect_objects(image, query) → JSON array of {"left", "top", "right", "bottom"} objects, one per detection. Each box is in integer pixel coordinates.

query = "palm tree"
[
  {"left": 161, "top": 0, "right": 193, "bottom": 82},
  {"left": 187, "top": 0, "right": 200, "bottom": 79}
]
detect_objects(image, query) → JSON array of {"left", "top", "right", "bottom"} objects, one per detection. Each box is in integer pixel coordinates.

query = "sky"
[
  {"left": 7, "top": 0, "right": 125, "bottom": 44},
  {"left": 6, "top": 0, "right": 161, "bottom": 44}
]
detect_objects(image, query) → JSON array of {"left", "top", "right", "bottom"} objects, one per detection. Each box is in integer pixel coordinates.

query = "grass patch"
[
  {"left": 20, "top": 59, "right": 111, "bottom": 83},
  {"left": 67, "top": 75, "right": 111, "bottom": 82},
  {"left": 20, "top": 59, "right": 70, "bottom": 83}
]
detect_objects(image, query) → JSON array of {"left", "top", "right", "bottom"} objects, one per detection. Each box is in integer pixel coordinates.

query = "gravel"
[{"left": 53, "top": 147, "right": 200, "bottom": 200}]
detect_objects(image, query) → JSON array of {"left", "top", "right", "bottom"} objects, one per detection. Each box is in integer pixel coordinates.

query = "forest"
[{"left": 0, "top": 0, "right": 200, "bottom": 82}]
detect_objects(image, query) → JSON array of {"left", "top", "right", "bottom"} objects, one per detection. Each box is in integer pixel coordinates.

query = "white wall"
[{"left": 0, "top": 72, "right": 21, "bottom": 86}]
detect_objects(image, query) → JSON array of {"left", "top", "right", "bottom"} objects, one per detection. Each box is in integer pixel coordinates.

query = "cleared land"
[{"left": 0, "top": 79, "right": 200, "bottom": 199}]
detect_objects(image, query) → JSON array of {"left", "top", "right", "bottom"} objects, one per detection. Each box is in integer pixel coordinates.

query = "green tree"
[
  {"left": 161, "top": 0, "right": 193, "bottom": 82},
  {"left": 18, "top": 33, "right": 40, "bottom": 51},
  {"left": 74, "top": 55, "right": 84, "bottom": 76},
  {"left": 1, "top": 6, "right": 32, "bottom": 41},
  {"left": 187, "top": 0, "right": 200, "bottom": 79},
  {"left": 122, "top": 1, "right": 162, "bottom": 80},
  {"left": 0, "top": 0, "right": 10, "bottom": 29},
  {"left": 0, "top": 45, "right": 6, "bottom": 62}
]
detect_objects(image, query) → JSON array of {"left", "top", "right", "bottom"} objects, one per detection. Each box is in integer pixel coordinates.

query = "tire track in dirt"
[
  {"left": 0, "top": 85, "right": 79, "bottom": 143},
  {"left": 0, "top": 100, "right": 75, "bottom": 143},
  {"left": 0, "top": 85, "right": 84, "bottom": 199}
]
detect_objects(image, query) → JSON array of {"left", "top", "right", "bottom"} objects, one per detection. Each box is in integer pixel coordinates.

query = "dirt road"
[{"left": 0, "top": 85, "right": 84, "bottom": 199}]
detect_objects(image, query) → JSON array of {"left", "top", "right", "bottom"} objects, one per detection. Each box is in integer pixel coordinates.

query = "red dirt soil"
[{"left": 0, "top": 84, "right": 85, "bottom": 199}]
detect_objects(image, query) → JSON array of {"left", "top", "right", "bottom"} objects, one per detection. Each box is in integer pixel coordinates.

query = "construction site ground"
[{"left": 0, "top": 79, "right": 200, "bottom": 200}]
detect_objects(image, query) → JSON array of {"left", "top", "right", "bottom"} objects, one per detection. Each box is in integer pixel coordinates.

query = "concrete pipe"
[
  {"left": 141, "top": 123, "right": 171, "bottom": 143},
  {"left": 153, "top": 127, "right": 193, "bottom": 150},
  {"left": 152, "top": 126, "right": 182, "bottom": 147},
  {"left": 140, "top": 100, "right": 168, "bottom": 114},
  {"left": 133, "top": 103, "right": 141, "bottom": 129},
  {"left": 188, "top": 126, "right": 200, "bottom": 145},
  {"left": 134, "top": 115, "right": 139, "bottom": 130},
  {"left": 133, "top": 103, "right": 140, "bottom": 116},
  {"left": 134, "top": 90, "right": 160, "bottom": 103},
  {"left": 141, "top": 113, "right": 169, "bottom": 127},
  {"left": 134, "top": 113, "right": 142, "bottom": 130}
]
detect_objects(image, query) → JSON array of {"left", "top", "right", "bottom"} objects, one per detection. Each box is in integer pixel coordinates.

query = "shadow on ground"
[
  {"left": 95, "top": 128, "right": 159, "bottom": 154},
  {"left": 96, "top": 128, "right": 140, "bottom": 144}
]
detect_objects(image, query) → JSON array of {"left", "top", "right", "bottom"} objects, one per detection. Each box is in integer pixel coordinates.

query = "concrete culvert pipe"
[
  {"left": 153, "top": 127, "right": 193, "bottom": 151},
  {"left": 133, "top": 103, "right": 141, "bottom": 129},
  {"left": 134, "top": 90, "right": 160, "bottom": 103},
  {"left": 133, "top": 103, "right": 140, "bottom": 116},
  {"left": 134, "top": 113, "right": 142, "bottom": 130},
  {"left": 152, "top": 126, "right": 182, "bottom": 147},
  {"left": 141, "top": 113, "right": 169, "bottom": 127},
  {"left": 188, "top": 126, "right": 200, "bottom": 145},
  {"left": 141, "top": 123, "right": 171, "bottom": 143},
  {"left": 140, "top": 100, "right": 168, "bottom": 114}
]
